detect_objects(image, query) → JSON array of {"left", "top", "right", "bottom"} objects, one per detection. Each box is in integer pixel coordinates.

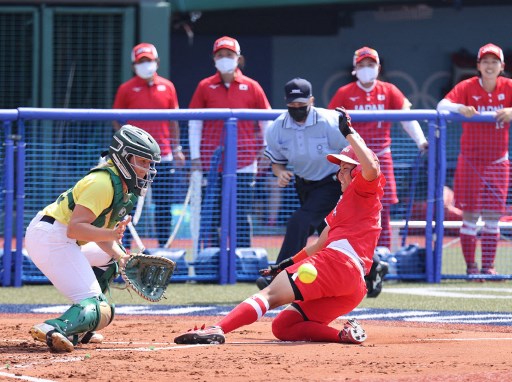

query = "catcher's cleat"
[
  {"left": 46, "top": 331, "right": 74, "bottom": 353},
  {"left": 338, "top": 318, "right": 367, "bottom": 344},
  {"left": 30, "top": 323, "right": 55, "bottom": 342},
  {"left": 174, "top": 324, "right": 225, "bottom": 345},
  {"left": 30, "top": 323, "right": 103, "bottom": 345},
  {"left": 79, "top": 331, "right": 104, "bottom": 344}
]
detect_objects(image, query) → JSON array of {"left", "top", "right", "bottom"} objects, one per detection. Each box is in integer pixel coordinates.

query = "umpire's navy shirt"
[{"left": 264, "top": 107, "right": 348, "bottom": 181}]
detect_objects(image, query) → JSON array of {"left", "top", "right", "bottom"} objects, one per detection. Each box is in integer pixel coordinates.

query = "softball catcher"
[{"left": 26, "top": 125, "right": 161, "bottom": 352}]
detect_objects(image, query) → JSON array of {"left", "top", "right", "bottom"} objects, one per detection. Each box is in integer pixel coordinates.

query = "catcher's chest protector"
[{"left": 67, "top": 167, "right": 137, "bottom": 228}]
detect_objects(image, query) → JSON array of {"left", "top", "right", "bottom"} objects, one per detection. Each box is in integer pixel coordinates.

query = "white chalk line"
[
  {"left": 96, "top": 340, "right": 299, "bottom": 351},
  {"left": 0, "top": 370, "right": 57, "bottom": 382},
  {"left": 418, "top": 337, "right": 512, "bottom": 342}
]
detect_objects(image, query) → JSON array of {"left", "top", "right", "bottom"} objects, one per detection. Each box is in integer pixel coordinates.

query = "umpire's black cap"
[{"left": 284, "top": 78, "right": 312, "bottom": 104}]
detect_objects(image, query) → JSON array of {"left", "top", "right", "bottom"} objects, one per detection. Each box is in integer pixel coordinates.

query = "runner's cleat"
[
  {"left": 339, "top": 318, "right": 367, "bottom": 344},
  {"left": 174, "top": 324, "right": 225, "bottom": 345},
  {"left": 47, "top": 331, "right": 74, "bottom": 352}
]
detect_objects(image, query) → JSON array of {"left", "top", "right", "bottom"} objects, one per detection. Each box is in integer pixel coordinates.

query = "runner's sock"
[{"left": 216, "top": 294, "right": 269, "bottom": 334}]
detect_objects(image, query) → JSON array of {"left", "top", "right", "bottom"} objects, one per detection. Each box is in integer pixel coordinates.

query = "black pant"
[{"left": 276, "top": 173, "right": 341, "bottom": 263}]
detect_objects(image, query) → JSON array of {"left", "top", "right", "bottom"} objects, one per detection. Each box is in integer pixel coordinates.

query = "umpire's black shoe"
[
  {"left": 365, "top": 261, "right": 389, "bottom": 298},
  {"left": 256, "top": 276, "right": 272, "bottom": 290}
]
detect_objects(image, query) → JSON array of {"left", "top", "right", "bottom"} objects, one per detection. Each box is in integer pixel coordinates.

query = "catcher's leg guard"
[{"left": 44, "top": 294, "right": 114, "bottom": 345}]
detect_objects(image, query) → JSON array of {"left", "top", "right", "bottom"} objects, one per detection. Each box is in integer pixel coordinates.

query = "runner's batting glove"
[
  {"left": 259, "top": 258, "right": 295, "bottom": 278},
  {"left": 336, "top": 107, "right": 356, "bottom": 138}
]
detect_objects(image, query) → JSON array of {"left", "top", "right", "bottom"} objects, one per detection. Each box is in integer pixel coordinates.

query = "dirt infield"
[{"left": 2, "top": 314, "right": 512, "bottom": 382}]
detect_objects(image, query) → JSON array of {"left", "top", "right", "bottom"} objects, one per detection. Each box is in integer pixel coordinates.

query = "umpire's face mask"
[{"left": 288, "top": 105, "right": 310, "bottom": 123}]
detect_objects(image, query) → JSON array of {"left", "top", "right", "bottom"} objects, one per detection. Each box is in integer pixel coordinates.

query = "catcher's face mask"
[
  {"left": 109, "top": 125, "right": 161, "bottom": 197},
  {"left": 128, "top": 155, "right": 157, "bottom": 197}
]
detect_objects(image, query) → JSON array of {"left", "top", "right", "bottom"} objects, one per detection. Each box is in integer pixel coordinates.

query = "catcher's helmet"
[{"left": 109, "top": 125, "right": 161, "bottom": 196}]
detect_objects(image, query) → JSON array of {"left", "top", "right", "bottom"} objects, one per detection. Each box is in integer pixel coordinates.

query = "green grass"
[{"left": 1, "top": 280, "right": 512, "bottom": 313}]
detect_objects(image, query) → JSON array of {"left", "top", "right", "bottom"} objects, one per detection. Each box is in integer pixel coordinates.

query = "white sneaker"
[{"left": 339, "top": 318, "right": 367, "bottom": 344}]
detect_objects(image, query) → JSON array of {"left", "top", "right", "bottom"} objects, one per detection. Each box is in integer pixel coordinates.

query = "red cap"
[
  {"left": 477, "top": 43, "right": 504, "bottom": 62},
  {"left": 353, "top": 46, "right": 380, "bottom": 66},
  {"left": 131, "top": 43, "right": 158, "bottom": 63},
  {"left": 213, "top": 36, "right": 241, "bottom": 55},
  {"left": 327, "top": 145, "right": 360, "bottom": 166}
]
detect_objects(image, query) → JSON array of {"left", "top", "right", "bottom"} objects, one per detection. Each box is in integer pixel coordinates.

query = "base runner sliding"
[{"left": 174, "top": 108, "right": 386, "bottom": 345}]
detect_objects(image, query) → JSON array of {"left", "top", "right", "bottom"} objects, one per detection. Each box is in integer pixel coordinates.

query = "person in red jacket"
[
  {"left": 113, "top": 43, "right": 185, "bottom": 248},
  {"left": 174, "top": 109, "right": 385, "bottom": 345},
  {"left": 188, "top": 36, "right": 271, "bottom": 248},
  {"left": 437, "top": 43, "right": 512, "bottom": 277},
  {"left": 328, "top": 46, "right": 428, "bottom": 250}
]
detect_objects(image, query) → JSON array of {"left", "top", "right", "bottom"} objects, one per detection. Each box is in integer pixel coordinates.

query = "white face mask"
[
  {"left": 215, "top": 57, "right": 238, "bottom": 74},
  {"left": 134, "top": 61, "right": 158, "bottom": 80},
  {"left": 355, "top": 66, "right": 379, "bottom": 84}
]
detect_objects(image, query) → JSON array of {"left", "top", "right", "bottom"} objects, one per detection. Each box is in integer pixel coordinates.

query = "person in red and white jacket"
[
  {"left": 113, "top": 43, "right": 184, "bottom": 248},
  {"left": 188, "top": 36, "right": 271, "bottom": 248},
  {"left": 328, "top": 46, "right": 428, "bottom": 250},
  {"left": 437, "top": 43, "right": 512, "bottom": 277}
]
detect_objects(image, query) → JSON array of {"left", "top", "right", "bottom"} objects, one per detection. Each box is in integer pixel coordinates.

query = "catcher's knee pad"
[
  {"left": 93, "top": 262, "right": 119, "bottom": 294},
  {"left": 95, "top": 294, "right": 114, "bottom": 331},
  {"left": 45, "top": 294, "right": 114, "bottom": 337}
]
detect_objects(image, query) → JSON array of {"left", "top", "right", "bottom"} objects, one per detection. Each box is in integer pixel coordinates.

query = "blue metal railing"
[
  {"left": 0, "top": 110, "right": 18, "bottom": 287},
  {"left": 0, "top": 108, "right": 504, "bottom": 286}
]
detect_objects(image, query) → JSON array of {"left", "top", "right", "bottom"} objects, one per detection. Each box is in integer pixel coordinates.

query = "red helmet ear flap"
[{"left": 350, "top": 164, "right": 362, "bottom": 178}]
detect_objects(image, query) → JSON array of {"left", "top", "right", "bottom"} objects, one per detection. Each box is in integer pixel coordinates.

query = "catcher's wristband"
[{"left": 292, "top": 248, "right": 308, "bottom": 264}]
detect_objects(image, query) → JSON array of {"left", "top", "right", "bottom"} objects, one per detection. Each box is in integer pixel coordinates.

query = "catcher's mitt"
[{"left": 120, "top": 254, "right": 176, "bottom": 302}]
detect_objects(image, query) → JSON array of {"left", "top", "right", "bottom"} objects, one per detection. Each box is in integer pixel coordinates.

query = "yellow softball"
[{"left": 298, "top": 263, "right": 318, "bottom": 284}]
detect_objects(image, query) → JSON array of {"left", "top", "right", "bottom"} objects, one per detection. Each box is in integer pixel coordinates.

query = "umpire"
[{"left": 257, "top": 78, "right": 348, "bottom": 289}]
